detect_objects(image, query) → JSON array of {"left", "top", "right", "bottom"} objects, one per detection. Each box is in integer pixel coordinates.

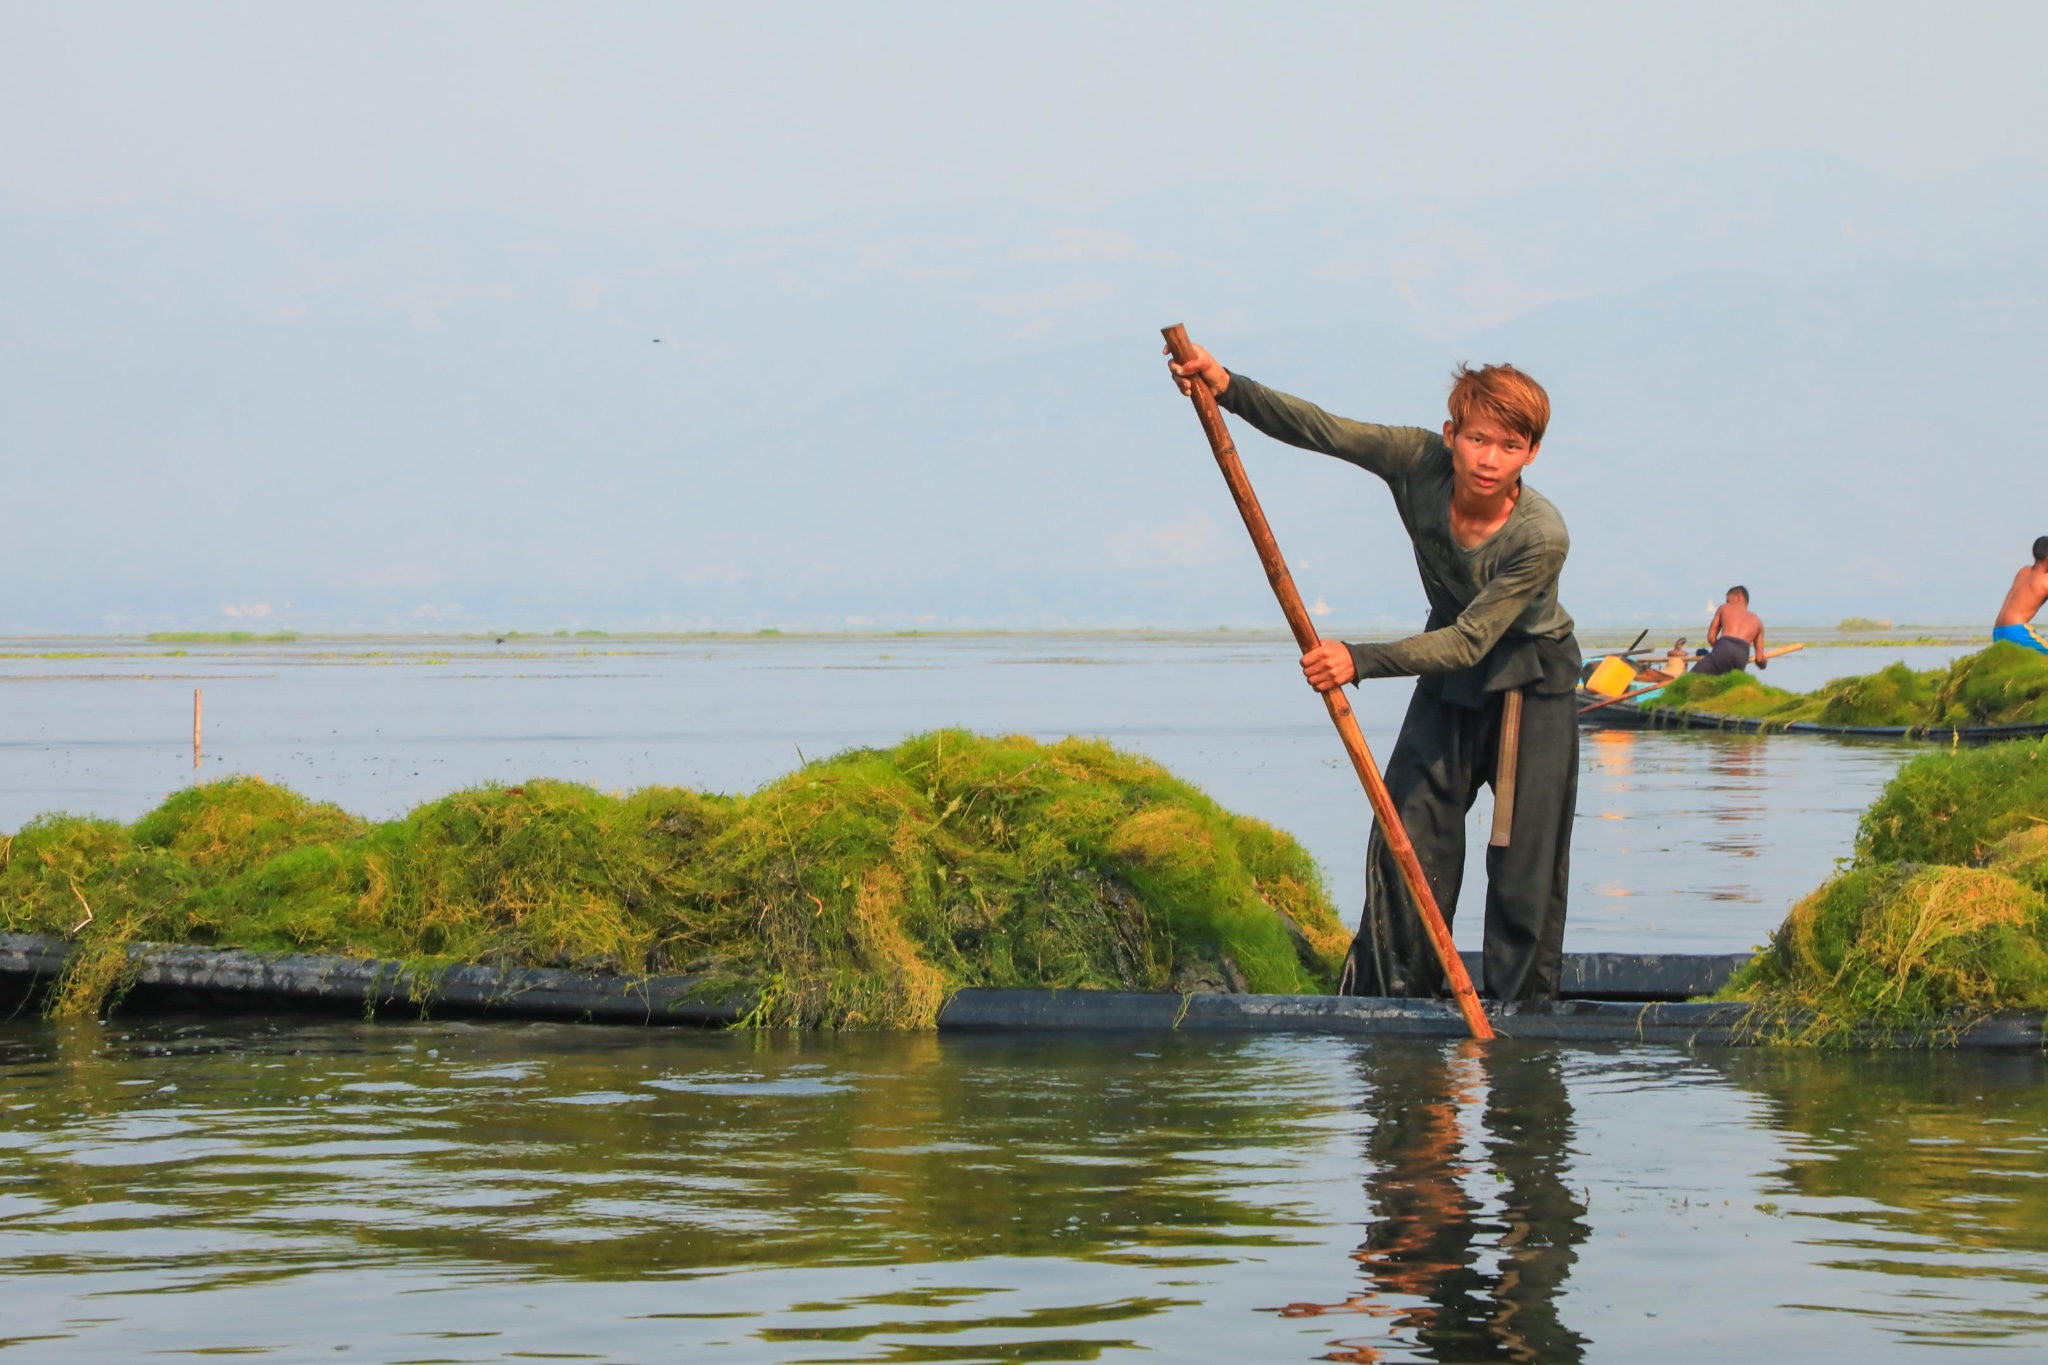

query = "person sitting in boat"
[
  {"left": 1693, "top": 587, "right": 1768, "bottom": 676},
  {"left": 1993, "top": 538, "right": 2048, "bottom": 654},
  {"left": 1166, "top": 344, "right": 1578, "bottom": 1006}
]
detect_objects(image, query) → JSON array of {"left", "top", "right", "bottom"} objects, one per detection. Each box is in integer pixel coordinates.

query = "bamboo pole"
[
  {"left": 1576, "top": 679, "right": 1666, "bottom": 716},
  {"left": 1161, "top": 324, "right": 1492, "bottom": 1040},
  {"left": 193, "top": 689, "right": 202, "bottom": 769}
]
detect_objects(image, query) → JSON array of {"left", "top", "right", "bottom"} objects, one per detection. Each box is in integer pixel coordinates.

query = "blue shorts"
[{"left": 1993, "top": 624, "right": 2048, "bottom": 654}]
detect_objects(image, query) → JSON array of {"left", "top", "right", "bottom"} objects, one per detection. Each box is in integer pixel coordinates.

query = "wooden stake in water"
[
  {"left": 193, "top": 689, "right": 202, "bottom": 769},
  {"left": 1161, "top": 323, "right": 1493, "bottom": 1041}
]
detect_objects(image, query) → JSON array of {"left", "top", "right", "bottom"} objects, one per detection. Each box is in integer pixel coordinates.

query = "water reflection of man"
[{"left": 1289, "top": 1043, "right": 1588, "bottom": 1363}]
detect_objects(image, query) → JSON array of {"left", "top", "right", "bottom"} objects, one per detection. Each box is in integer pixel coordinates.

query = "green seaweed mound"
[
  {"left": 1720, "top": 739, "right": 2048, "bottom": 1041},
  {"left": 1859, "top": 736, "right": 2048, "bottom": 866},
  {"left": 0, "top": 731, "right": 1349, "bottom": 1027},
  {"left": 1650, "top": 643, "right": 2048, "bottom": 729}
]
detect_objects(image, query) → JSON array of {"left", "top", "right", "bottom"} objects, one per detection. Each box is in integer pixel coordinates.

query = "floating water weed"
[
  {"left": 1723, "top": 864, "right": 2048, "bottom": 1043},
  {"left": 1, "top": 733, "right": 1347, "bottom": 1026},
  {"left": 1858, "top": 738, "right": 2048, "bottom": 865},
  {"left": 1722, "top": 741, "right": 2048, "bottom": 1042}
]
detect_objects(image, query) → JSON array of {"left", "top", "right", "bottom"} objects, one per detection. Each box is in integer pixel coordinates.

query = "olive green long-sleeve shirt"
[{"left": 1217, "top": 373, "right": 1575, "bottom": 693}]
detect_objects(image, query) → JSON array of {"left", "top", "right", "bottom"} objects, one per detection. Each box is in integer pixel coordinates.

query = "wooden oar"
[
  {"left": 1577, "top": 680, "right": 1669, "bottom": 716},
  {"left": 1161, "top": 323, "right": 1491, "bottom": 1041}
]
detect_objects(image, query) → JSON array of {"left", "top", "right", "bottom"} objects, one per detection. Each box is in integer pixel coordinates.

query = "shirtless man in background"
[
  {"left": 1694, "top": 586, "right": 1767, "bottom": 676},
  {"left": 1993, "top": 537, "right": 2048, "bottom": 654}
]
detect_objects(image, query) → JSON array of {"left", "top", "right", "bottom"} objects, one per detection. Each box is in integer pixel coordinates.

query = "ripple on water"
[{"left": 2, "top": 1018, "right": 2047, "bottom": 1362}]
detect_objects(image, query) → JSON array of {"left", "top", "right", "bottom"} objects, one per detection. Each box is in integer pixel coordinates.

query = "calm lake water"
[
  {"left": 0, "top": 633, "right": 1985, "bottom": 952},
  {"left": 1, "top": 633, "right": 2038, "bottom": 1362},
  {"left": 4, "top": 1018, "right": 2046, "bottom": 1362}
]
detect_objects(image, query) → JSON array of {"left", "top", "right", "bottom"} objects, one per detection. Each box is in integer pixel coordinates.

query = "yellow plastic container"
[{"left": 1584, "top": 654, "right": 1637, "bottom": 698}]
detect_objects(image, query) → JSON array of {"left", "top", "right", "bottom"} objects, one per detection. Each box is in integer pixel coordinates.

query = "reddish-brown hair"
[{"left": 1446, "top": 363, "right": 1550, "bottom": 445}]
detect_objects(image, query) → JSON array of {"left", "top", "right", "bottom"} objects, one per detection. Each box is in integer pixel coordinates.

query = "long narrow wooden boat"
[
  {"left": 2, "top": 933, "right": 2038, "bottom": 1048},
  {"left": 1576, "top": 697, "right": 2048, "bottom": 743},
  {"left": 1573, "top": 638, "right": 2048, "bottom": 742},
  {"left": 1575, "top": 640, "right": 1686, "bottom": 719},
  {"left": 0, "top": 931, "right": 1748, "bottom": 1013}
]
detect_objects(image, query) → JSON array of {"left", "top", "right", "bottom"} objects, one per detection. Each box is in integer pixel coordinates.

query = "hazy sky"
[
  {"left": 8, "top": 3, "right": 2043, "bottom": 228},
  {"left": 4, "top": 3, "right": 2046, "bottom": 632}
]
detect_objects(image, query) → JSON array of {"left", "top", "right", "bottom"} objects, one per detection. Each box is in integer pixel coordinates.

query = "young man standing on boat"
[
  {"left": 1993, "top": 538, "right": 2048, "bottom": 654},
  {"left": 1166, "top": 346, "right": 1579, "bottom": 1003},
  {"left": 1693, "top": 586, "right": 1769, "bottom": 676}
]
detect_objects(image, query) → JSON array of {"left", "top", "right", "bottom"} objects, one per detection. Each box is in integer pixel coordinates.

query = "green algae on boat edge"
[
  {"left": 1648, "top": 642, "right": 2048, "bottom": 729},
  {"left": 1718, "top": 738, "right": 2048, "bottom": 1043},
  {"left": 0, "top": 730, "right": 1350, "bottom": 1028}
]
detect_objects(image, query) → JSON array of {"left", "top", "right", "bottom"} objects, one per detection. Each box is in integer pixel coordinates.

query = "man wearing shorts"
[{"left": 1993, "top": 538, "right": 2048, "bottom": 654}]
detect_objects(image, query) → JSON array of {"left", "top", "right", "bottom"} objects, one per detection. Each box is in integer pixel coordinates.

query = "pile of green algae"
[
  {"left": 1648, "top": 642, "right": 2048, "bottom": 729},
  {"left": 1720, "top": 736, "right": 2048, "bottom": 1042},
  {"left": 0, "top": 730, "right": 1349, "bottom": 1027}
]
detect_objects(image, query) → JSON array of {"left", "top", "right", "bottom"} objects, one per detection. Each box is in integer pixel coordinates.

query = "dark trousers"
[
  {"left": 1691, "top": 635, "right": 1751, "bottom": 676},
  {"left": 1339, "top": 683, "right": 1577, "bottom": 1001}
]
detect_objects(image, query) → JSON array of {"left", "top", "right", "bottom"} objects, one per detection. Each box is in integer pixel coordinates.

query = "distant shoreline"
[{"left": 0, "top": 625, "right": 1996, "bottom": 650}]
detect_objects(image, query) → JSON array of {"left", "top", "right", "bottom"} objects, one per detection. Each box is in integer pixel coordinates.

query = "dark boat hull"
[
  {"left": 6, "top": 933, "right": 2037, "bottom": 1048},
  {"left": 1576, "top": 691, "right": 2048, "bottom": 743}
]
